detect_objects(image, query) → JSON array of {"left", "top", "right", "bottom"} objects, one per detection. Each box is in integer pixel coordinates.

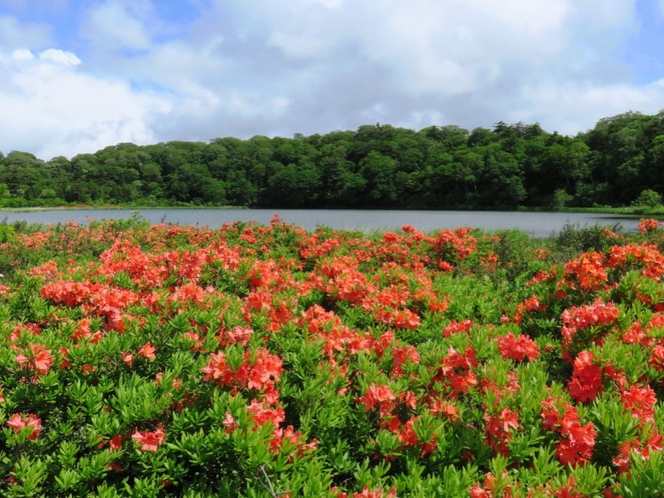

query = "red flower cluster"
[
  {"left": 613, "top": 430, "right": 663, "bottom": 473},
  {"left": 621, "top": 384, "right": 658, "bottom": 422},
  {"left": 357, "top": 383, "right": 396, "bottom": 417},
  {"left": 513, "top": 294, "right": 547, "bottom": 325},
  {"left": 541, "top": 396, "right": 597, "bottom": 465},
  {"left": 637, "top": 218, "right": 661, "bottom": 233},
  {"left": 608, "top": 243, "right": 664, "bottom": 280},
  {"left": 6, "top": 413, "right": 42, "bottom": 440},
  {"left": 561, "top": 299, "right": 619, "bottom": 359},
  {"left": 497, "top": 332, "right": 539, "bottom": 362},
  {"left": 432, "top": 346, "right": 479, "bottom": 398},
  {"left": 432, "top": 227, "right": 477, "bottom": 265},
  {"left": 564, "top": 252, "right": 608, "bottom": 291},
  {"left": 14, "top": 343, "right": 54, "bottom": 378},
  {"left": 443, "top": 319, "right": 473, "bottom": 338},
  {"left": 648, "top": 343, "right": 664, "bottom": 372},
  {"left": 484, "top": 408, "right": 519, "bottom": 456},
  {"left": 131, "top": 425, "right": 165, "bottom": 452},
  {"left": 357, "top": 383, "right": 428, "bottom": 455},
  {"left": 202, "top": 347, "right": 283, "bottom": 398},
  {"left": 300, "top": 304, "right": 372, "bottom": 360},
  {"left": 41, "top": 280, "right": 138, "bottom": 332},
  {"left": 567, "top": 351, "right": 604, "bottom": 403}
]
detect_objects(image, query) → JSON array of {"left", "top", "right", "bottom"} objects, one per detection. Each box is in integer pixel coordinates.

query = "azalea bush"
[{"left": 1, "top": 216, "right": 664, "bottom": 496}]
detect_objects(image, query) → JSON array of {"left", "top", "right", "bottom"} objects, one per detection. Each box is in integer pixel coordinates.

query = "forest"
[{"left": 1, "top": 110, "right": 663, "bottom": 209}]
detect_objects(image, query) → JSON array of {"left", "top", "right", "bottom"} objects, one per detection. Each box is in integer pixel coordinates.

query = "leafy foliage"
[{"left": 0, "top": 216, "right": 663, "bottom": 495}]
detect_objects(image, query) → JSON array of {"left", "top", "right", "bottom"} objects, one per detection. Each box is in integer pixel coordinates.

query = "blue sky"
[{"left": 1, "top": 0, "right": 664, "bottom": 159}]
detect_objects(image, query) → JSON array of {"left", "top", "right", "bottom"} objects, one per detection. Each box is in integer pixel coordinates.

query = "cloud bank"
[{"left": 1, "top": 0, "right": 663, "bottom": 159}]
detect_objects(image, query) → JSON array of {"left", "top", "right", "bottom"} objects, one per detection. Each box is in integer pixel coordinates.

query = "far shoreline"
[{"left": 0, "top": 205, "right": 249, "bottom": 213}]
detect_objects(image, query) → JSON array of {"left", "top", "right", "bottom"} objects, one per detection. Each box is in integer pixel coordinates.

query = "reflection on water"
[{"left": 0, "top": 208, "right": 641, "bottom": 238}]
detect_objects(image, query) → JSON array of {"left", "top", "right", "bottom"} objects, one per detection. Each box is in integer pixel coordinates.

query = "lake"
[{"left": 0, "top": 208, "right": 643, "bottom": 237}]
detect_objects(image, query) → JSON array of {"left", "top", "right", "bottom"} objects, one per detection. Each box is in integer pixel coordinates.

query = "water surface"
[{"left": 0, "top": 209, "right": 641, "bottom": 238}]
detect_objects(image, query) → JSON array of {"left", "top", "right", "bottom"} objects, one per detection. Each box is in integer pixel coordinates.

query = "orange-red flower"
[
  {"left": 357, "top": 383, "right": 395, "bottom": 415},
  {"left": 138, "top": 342, "right": 156, "bottom": 361},
  {"left": 497, "top": 332, "right": 539, "bottom": 362},
  {"left": 131, "top": 425, "right": 165, "bottom": 452},
  {"left": 6, "top": 413, "right": 42, "bottom": 440},
  {"left": 568, "top": 351, "right": 604, "bottom": 403}
]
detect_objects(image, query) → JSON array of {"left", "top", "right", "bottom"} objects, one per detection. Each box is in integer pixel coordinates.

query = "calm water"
[{"left": 0, "top": 209, "right": 642, "bottom": 237}]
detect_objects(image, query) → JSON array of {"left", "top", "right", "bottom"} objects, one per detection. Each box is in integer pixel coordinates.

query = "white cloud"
[
  {"left": 217, "top": 0, "right": 634, "bottom": 112},
  {"left": 39, "top": 48, "right": 81, "bottom": 66},
  {"left": 80, "top": 1, "right": 152, "bottom": 50},
  {"left": 121, "top": 1, "right": 664, "bottom": 139},
  {"left": 517, "top": 79, "right": 664, "bottom": 134},
  {"left": 0, "top": 50, "right": 170, "bottom": 159},
  {"left": 12, "top": 48, "right": 34, "bottom": 60}
]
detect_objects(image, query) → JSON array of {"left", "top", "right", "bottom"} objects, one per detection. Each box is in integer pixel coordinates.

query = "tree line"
[{"left": 1, "top": 110, "right": 663, "bottom": 209}]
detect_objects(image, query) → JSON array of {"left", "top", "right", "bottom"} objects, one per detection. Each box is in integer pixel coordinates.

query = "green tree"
[
  {"left": 632, "top": 189, "right": 662, "bottom": 208},
  {"left": 264, "top": 163, "right": 322, "bottom": 208},
  {"left": 552, "top": 188, "right": 573, "bottom": 208},
  {"left": 167, "top": 163, "right": 226, "bottom": 204},
  {"left": 358, "top": 151, "right": 400, "bottom": 206},
  {"left": 0, "top": 183, "right": 10, "bottom": 201}
]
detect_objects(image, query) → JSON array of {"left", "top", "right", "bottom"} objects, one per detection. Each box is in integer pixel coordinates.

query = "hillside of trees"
[{"left": 1, "top": 110, "right": 664, "bottom": 209}]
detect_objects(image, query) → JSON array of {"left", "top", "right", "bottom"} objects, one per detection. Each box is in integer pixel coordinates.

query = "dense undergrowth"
[{"left": 1, "top": 215, "right": 664, "bottom": 496}]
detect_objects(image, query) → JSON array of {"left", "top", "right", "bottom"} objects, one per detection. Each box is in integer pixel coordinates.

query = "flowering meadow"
[{"left": 2, "top": 215, "right": 664, "bottom": 496}]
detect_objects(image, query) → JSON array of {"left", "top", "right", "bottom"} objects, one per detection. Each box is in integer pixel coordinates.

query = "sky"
[{"left": 1, "top": 0, "right": 664, "bottom": 160}]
